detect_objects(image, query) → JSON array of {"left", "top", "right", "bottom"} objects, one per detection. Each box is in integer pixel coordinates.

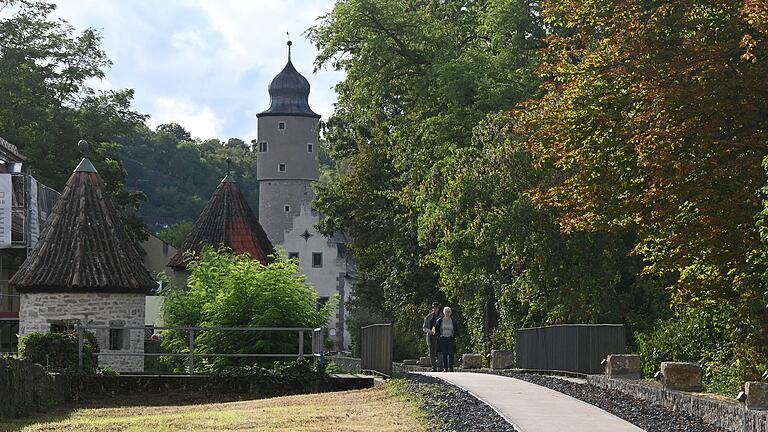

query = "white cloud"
[
  {"left": 49, "top": 0, "right": 345, "bottom": 139},
  {"left": 150, "top": 97, "right": 220, "bottom": 139}
]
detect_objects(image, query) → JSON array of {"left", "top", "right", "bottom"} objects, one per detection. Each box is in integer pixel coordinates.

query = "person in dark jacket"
[
  {"left": 435, "top": 306, "right": 458, "bottom": 372},
  {"left": 422, "top": 302, "right": 443, "bottom": 372}
]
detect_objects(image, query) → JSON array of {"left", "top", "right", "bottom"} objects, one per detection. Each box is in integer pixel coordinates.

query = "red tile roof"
[
  {"left": 10, "top": 159, "right": 157, "bottom": 294},
  {"left": 168, "top": 176, "right": 274, "bottom": 269}
]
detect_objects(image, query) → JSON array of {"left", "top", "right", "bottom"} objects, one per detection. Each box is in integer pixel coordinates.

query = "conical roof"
[
  {"left": 257, "top": 42, "right": 320, "bottom": 119},
  {"left": 11, "top": 154, "right": 157, "bottom": 294},
  {"left": 168, "top": 176, "right": 275, "bottom": 269}
]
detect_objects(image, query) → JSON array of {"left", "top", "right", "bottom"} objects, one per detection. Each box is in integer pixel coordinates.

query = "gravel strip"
[
  {"left": 488, "top": 371, "right": 726, "bottom": 432},
  {"left": 400, "top": 373, "right": 516, "bottom": 432}
]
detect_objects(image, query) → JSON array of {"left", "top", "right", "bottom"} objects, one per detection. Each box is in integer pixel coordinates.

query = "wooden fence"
[
  {"left": 360, "top": 323, "right": 393, "bottom": 376},
  {"left": 515, "top": 324, "right": 626, "bottom": 374}
]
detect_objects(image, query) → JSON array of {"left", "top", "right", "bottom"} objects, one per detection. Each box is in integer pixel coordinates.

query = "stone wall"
[
  {"left": 0, "top": 356, "right": 73, "bottom": 419},
  {"left": 587, "top": 375, "right": 768, "bottom": 432},
  {"left": 19, "top": 292, "right": 145, "bottom": 372}
]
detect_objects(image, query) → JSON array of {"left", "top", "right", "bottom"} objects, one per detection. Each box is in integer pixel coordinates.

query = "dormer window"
[
  {"left": 278, "top": 121, "right": 286, "bottom": 130},
  {"left": 278, "top": 163, "right": 286, "bottom": 172},
  {"left": 307, "top": 143, "right": 314, "bottom": 153},
  {"left": 258, "top": 142, "right": 268, "bottom": 153}
]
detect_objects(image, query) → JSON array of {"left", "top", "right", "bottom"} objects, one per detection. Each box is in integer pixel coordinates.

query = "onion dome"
[
  {"left": 10, "top": 140, "right": 157, "bottom": 294},
  {"left": 257, "top": 41, "right": 320, "bottom": 119}
]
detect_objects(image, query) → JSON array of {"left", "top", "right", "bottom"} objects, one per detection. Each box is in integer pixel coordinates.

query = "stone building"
[
  {"left": 255, "top": 42, "right": 354, "bottom": 350},
  {"left": 168, "top": 170, "right": 275, "bottom": 278},
  {"left": 11, "top": 145, "right": 157, "bottom": 372}
]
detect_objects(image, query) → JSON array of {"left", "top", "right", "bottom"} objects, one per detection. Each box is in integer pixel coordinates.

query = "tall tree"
[
  {"left": 310, "top": 0, "right": 545, "bottom": 354},
  {"left": 517, "top": 0, "right": 768, "bottom": 385},
  {"left": 0, "top": 0, "right": 148, "bottom": 240}
]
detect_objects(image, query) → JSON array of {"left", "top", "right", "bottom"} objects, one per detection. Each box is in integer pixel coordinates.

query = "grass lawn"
[{"left": 0, "top": 384, "right": 425, "bottom": 432}]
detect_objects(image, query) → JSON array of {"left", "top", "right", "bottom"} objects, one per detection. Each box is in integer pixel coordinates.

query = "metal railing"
[
  {"left": 76, "top": 324, "right": 325, "bottom": 374},
  {"left": 360, "top": 323, "right": 393, "bottom": 376}
]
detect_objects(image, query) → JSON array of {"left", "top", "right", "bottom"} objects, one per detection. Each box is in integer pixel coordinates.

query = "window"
[
  {"left": 50, "top": 323, "right": 70, "bottom": 333},
  {"left": 109, "top": 328, "right": 125, "bottom": 350},
  {"left": 317, "top": 296, "right": 330, "bottom": 311},
  {"left": 312, "top": 252, "right": 323, "bottom": 268},
  {"left": 278, "top": 121, "right": 286, "bottom": 130},
  {"left": 284, "top": 205, "right": 291, "bottom": 212},
  {"left": 278, "top": 163, "right": 286, "bottom": 172},
  {"left": 258, "top": 142, "right": 268, "bottom": 153},
  {"left": 288, "top": 252, "right": 299, "bottom": 260},
  {"left": 307, "top": 143, "right": 314, "bottom": 153}
]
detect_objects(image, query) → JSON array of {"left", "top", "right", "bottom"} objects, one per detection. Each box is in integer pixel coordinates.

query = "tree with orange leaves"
[{"left": 518, "top": 0, "right": 768, "bottom": 389}]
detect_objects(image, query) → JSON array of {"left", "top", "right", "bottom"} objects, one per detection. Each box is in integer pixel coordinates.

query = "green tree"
[
  {"left": 161, "top": 248, "right": 334, "bottom": 371},
  {"left": 0, "top": 0, "right": 148, "bottom": 241},
  {"left": 157, "top": 222, "right": 194, "bottom": 248},
  {"left": 309, "top": 0, "right": 544, "bottom": 354}
]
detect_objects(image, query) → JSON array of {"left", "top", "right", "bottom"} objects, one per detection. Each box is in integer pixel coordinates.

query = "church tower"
[{"left": 256, "top": 41, "right": 321, "bottom": 245}]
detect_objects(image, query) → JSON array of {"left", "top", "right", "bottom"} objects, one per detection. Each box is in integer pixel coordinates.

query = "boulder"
[
  {"left": 461, "top": 353, "right": 483, "bottom": 369},
  {"left": 745, "top": 381, "right": 768, "bottom": 410},
  {"left": 661, "top": 362, "right": 703, "bottom": 392},
  {"left": 606, "top": 354, "right": 641, "bottom": 379},
  {"left": 490, "top": 350, "right": 515, "bottom": 370},
  {"left": 402, "top": 359, "right": 420, "bottom": 366},
  {"left": 418, "top": 357, "right": 432, "bottom": 368}
]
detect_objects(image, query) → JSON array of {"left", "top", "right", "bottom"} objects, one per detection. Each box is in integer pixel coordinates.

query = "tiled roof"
[
  {"left": 168, "top": 176, "right": 274, "bottom": 269},
  {"left": 10, "top": 158, "right": 157, "bottom": 293}
]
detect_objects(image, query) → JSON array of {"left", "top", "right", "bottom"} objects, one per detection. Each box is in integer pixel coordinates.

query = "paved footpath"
[{"left": 419, "top": 372, "right": 644, "bottom": 432}]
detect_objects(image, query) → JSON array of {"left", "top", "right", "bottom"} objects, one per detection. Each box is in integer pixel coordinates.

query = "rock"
[
  {"left": 419, "top": 357, "right": 432, "bottom": 367},
  {"left": 490, "top": 350, "right": 515, "bottom": 370},
  {"left": 745, "top": 381, "right": 768, "bottom": 410},
  {"left": 402, "top": 359, "right": 420, "bottom": 366},
  {"left": 461, "top": 353, "right": 483, "bottom": 369},
  {"left": 661, "top": 362, "right": 703, "bottom": 392},
  {"left": 606, "top": 354, "right": 641, "bottom": 379}
]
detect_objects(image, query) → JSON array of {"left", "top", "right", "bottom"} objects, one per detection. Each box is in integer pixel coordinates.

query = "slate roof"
[
  {"left": 168, "top": 175, "right": 275, "bottom": 269},
  {"left": 10, "top": 157, "right": 157, "bottom": 294},
  {"left": 257, "top": 43, "right": 320, "bottom": 119}
]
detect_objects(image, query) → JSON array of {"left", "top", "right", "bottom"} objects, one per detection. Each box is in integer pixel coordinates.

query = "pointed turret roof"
[
  {"left": 10, "top": 141, "right": 157, "bottom": 293},
  {"left": 168, "top": 172, "right": 275, "bottom": 269},
  {"left": 257, "top": 40, "right": 320, "bottom": 119}
]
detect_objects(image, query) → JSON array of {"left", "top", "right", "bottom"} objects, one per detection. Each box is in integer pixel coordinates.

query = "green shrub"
[
  {"left": 19, "top": 331, "right": 99, "bottom": 373},
  {"left": 636, "top": 308, "right": 767, "bottom": 395}
]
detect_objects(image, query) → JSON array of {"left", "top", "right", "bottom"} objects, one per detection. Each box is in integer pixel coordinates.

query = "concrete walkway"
[{"left": 419, "top": 372, "right": 644, "bottom": 432}]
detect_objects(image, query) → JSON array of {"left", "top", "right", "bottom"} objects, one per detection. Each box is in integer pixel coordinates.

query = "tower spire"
[{"left": 286, "top": 32, "right": 292, "bottom": 62}]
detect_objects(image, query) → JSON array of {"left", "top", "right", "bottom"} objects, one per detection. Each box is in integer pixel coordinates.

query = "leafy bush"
[
  {"left": 211, "top": 360, "right": 330, "bottom": 382},
  {"left": 161, "top": 248, "right": 335, "bottom": 372},
  {"left": 19, "top": 331, "right": 99, "bottom": 373},
  {"left": 637, "top": 307, "right": 767, "bottom": 395}
]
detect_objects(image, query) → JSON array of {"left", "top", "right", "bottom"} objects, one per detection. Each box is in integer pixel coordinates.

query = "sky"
[{"left": 52, "top": 0, "right": 344, "bottom": 141}]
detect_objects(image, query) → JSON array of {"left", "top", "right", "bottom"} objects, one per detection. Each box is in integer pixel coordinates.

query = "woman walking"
[{"left": 436, "top": 306, "right": 458, "bottom": 372}]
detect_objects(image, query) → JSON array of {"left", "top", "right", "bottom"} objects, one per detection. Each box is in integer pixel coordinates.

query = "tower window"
[
  {"left": 258, "top": 142, "right": 268, "bottom": 153},
  {"left": 312, "top": 252, "right": 323, "bottom": 268},
  {"left": 278, "top": 121, "right": 286, "bottom": 130},
  {"left": 317, "top": 296, "right": 330, "bottom": 311},
  {"left": 284, "top": 205, "right": 291, "bottom": 212},
  {"left": 278, "top": 163, "right": 286, "bottom": 172},
  {"left": 289, "top": 252, "right": 299, "bottom": 260},
  {"left": 307, "top": 143, "right": 314, "bottom": 153}
]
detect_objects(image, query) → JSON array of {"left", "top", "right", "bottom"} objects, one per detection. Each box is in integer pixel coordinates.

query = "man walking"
[{"left": 422, "top": 302, "right": 443, "bottom": 372}]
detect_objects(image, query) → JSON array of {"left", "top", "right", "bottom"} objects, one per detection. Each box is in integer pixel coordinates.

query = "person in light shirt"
[{"left": 435, "top": 306, "right": 459, "bottom": 372}]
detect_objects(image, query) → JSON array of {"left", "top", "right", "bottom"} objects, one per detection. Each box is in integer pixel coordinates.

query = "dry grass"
[{"left": 0, "top": 385, "right": 424, "bottom": 432}]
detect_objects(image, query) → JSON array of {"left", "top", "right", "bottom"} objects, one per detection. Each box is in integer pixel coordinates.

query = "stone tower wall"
[
  {"left": 19, "top": 292, "right": 145, "bottom": 372},
  {"left": 256, "top": 115, "right": 320, "bottom": 245}
]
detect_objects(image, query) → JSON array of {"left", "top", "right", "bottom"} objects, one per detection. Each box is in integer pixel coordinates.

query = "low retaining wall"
[
  {"left": 587, "top": 375, "right": 768, "bottom": 432},
  {"left": 78, "top": 374, "right": 373, "bottom": 399},
  {"left": 1, "top": 355, "right": 374, "bottom": 420},
  {"left": 0, "top": 356, "right": 73, "bottom": 418}
]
